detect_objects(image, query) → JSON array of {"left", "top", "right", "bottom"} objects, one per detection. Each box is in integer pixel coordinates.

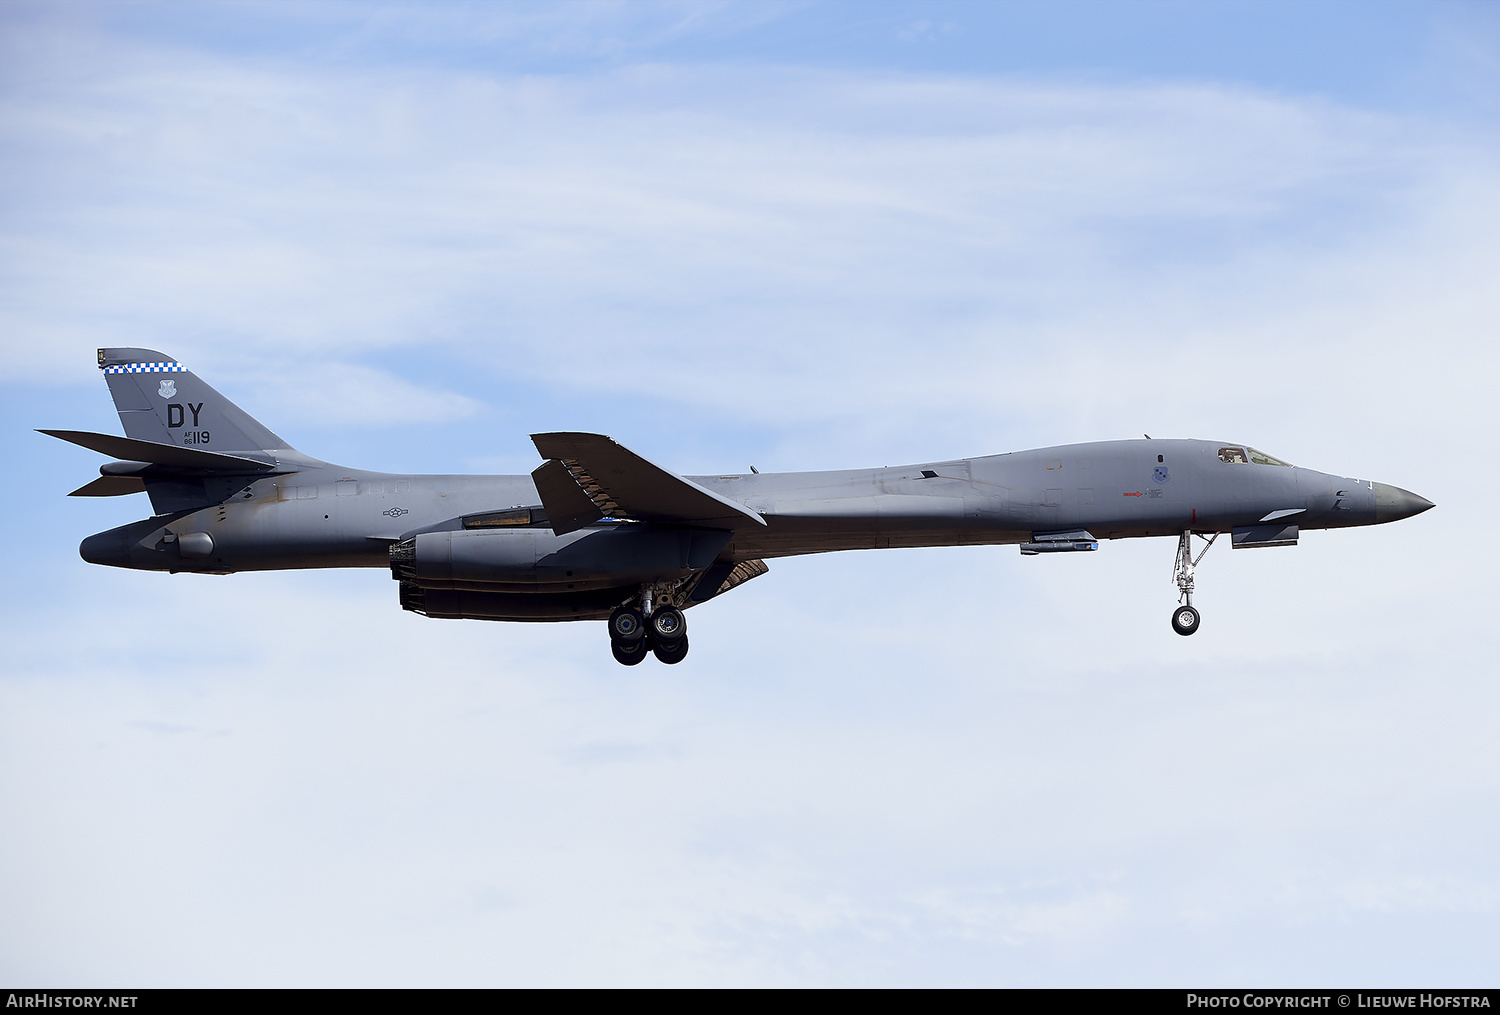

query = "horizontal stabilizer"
[
  {"left": 531, "top": 432, "right": 766, "bottom": 530},
  {"left": 69, "top": 475, "right": 147, "bottom": 497},
  {"left": 38, "top": 429, "right": 278, "bottom": 472}
]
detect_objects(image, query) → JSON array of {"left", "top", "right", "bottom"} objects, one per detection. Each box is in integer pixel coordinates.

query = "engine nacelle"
[{"left": 390, "top": 526, "right": 732, "bottom": 590}]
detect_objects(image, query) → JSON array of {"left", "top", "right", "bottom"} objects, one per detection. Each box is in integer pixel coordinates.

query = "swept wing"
[{"left": 531, "top": 432, "right": 766, "bottom": 535}]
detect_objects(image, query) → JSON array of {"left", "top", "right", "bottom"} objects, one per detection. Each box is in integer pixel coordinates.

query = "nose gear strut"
[{"left": 1171, "top": 530, "right": 1218, "bottom": 636}]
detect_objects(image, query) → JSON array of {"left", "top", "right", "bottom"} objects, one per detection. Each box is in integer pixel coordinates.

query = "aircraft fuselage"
[
  {"left": 79, "top": 437, "right": 1417, "bottom": 575},
  {"left": 53, "top": 347, "right": 1433, "bottom": 648}
]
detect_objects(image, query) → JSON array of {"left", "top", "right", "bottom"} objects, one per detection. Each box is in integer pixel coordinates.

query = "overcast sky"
[{"left": 2, "top": 0, "right": 1498, "bottom": 986}]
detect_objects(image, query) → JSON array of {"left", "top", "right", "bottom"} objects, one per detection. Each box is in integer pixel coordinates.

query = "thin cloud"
[{"left": 236, "top": 362, "right": 483, "bottom": 428}]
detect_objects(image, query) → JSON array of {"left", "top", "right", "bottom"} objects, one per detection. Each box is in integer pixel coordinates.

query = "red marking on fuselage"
[
  {"left": 1124, "top": 491, "right": 1144, "bottom": 497},
  {"left": 1192, "top": 508, "right": 1196, "bottom": 522}
]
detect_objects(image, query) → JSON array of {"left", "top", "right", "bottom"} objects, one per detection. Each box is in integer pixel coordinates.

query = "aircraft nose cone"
[{"left": 1373, "top": 483, "right": 1435, "bottom": 524}]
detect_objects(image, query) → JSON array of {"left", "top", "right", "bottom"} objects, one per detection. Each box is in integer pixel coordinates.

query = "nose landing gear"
[{"left": 1171, "top": 530, "right": 1218, "bottom": 636}]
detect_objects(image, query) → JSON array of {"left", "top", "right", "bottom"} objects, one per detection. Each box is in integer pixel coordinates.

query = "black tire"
[
  {"left": 611, "top": 637, "right": 649, "bottom": 666},
  {"left": 1171, "top": 604, "right": 1201, "bottom": 636},
  {"left": 649, "top": 606, "right": 686, "bottom": 643},
  {"left": 609, "top": 607, "right": 646, "bottom": 642},
  {"left": 652, "top": 635, "right": 689, "bottom": 665}
]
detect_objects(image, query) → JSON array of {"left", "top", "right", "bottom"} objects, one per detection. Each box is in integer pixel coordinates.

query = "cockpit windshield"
[
  {"left": 1246, "top": 447, "right": 1292, "bottom": 467},
  {"left": 1219, "top": 445, "right": 1293, "bottom": 466}
]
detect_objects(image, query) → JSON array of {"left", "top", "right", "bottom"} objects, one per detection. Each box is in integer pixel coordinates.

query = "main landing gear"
[
  {"left": 608, "top": 587, "right": 689, "bottom": 665},
  {"left": 1171, "top": 530, "right": 1219, "bottom": 637}
]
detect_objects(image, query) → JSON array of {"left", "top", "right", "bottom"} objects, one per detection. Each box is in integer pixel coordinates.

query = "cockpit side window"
[
  {"left": 1218, "top": 447, "right": 1248, "bottom": 464},
  {"left": 1246, "top": 447, "right": 1293, "bottom": 467}
]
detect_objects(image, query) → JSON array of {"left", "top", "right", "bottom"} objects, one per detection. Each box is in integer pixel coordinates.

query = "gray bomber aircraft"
[{"left": 46, "top": 348, "right": 1434, "bottom": 664}]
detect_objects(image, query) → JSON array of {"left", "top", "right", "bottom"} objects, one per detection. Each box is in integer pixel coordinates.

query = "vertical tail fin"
[{"left": 98, "top": 348, "right": 293, "bottom": 455}]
